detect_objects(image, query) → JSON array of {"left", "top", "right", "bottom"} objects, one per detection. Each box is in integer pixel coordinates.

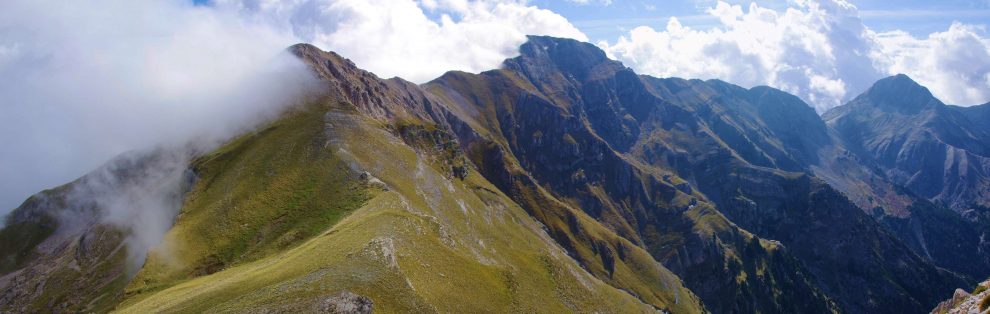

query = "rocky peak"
[
  {"left": 288, "top": 43, "right": 364, "bottom": 84},
  {"left": 288, "top": 43, "right": 438, "bottom": 121},
  {"left": 957, "top": 101, "right": 990, "bottom": 133},
  {"left": 859, "top": 74, "right": 942, "bottom": 113},
  {"left": 824, "top": 72, "right": 990, "bottom": 212},
  {"left": 504, "top": 35, "right": 625, "bottom": 83}
]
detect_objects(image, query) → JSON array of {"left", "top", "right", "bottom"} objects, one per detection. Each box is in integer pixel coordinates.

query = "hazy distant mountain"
[
  {"left": 825, "top": 74, "right": 990, "bottom": 212},
  {"left": 1, "top": 36, "right": 987, "bottom": 314}
]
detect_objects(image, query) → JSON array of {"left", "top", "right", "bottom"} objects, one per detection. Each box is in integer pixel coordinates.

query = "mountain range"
[{"left": 1, "top": 36, "right": 987, "bottom": 313}]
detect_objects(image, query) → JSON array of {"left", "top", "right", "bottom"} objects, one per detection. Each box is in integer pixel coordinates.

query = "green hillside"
[{"left": 115, "top": 101, "right": 702, "bottom": 313}]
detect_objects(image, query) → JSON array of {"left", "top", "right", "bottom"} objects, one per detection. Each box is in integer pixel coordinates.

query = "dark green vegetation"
[
  {"left": 1, "top": 36, "right": 987, "bottom": 313},
  {"left": 0, "top": 204, "right": 56, "bottom": 274}
]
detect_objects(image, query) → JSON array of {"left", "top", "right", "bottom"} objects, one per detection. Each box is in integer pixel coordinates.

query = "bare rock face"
[
  {"left": 427, "top": 35, "right": 976, "bottom": 314},
  {"left": 313, "top": 291, "right": 373, "bottom": 314},
  {"left": 932, "top": 280, "right": 990, "bottom": 314},
  {"left": 427, "top": 36, "right": 846, "bottom": 314}
]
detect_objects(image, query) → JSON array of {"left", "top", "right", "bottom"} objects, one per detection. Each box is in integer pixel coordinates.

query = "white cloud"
[
  {"left": 0, "top": 0, "right": 322, "bottom": 269},
  {"left": 567, "top": 0, "right": 614, "bottom": 5},
  {"left": 0, "top": 0, "right": 586, "bottom": 266},
  {"left": 216, "top": 0, "right": 587, "bottom": 82},
  {"left": 0, "top": 0, "right": 318, "bottom": 215},
  {"left": 876, "top": 23, "right": 990, "bottom": 105},
  {"left": 600, "top": 0, "right": 990, "bottom": 112},
  {"left": 0, "top": 0, "right": 585, "bottom": 215}
]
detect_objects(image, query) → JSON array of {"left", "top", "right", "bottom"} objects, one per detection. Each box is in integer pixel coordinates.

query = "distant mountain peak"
[
  {"left": 859, "top": 74, "right": 942, "bottom": 112},
  {"left": 506, "top": 35, "right": 624, "bottom": 82},
  {"left": 875, "top": 74, "right": 926, "bottom": 92},
  {"left": 288, "top": 43, "right": 361, "bottom": 76},
  {"left": 518, "top": 35, "right": 610, "bottom": 63}
]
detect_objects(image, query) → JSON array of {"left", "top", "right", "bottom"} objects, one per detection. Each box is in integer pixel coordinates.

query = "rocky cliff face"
[
  {"left": 932, "top": 279, "right": 990, "bottom": 314},
  {"left": 431, "top": 36, "right": 968, "bottom": 314},
  {"left": 425, "top": 41, "right": 839, "bottom": 312},
  {"left": 636, "top": 72, "right": 989, "bottom": 287}
]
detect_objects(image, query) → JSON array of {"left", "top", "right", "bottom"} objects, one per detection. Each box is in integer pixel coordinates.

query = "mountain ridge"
[
  {"left": 825, "top": 72, "right": 990, "bottom": 212},
  {"left": 426, "top": 35, "right": 972, "bottom": 313},
  {"left": 0, "top": 35, "right": 987, "bottom": 313}
]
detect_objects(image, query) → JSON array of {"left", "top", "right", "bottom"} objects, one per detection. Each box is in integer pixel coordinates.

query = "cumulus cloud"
[
  {"left": 214, "top": 0, "right": 587, "bottom": 82},
  {"left": 0, "top": 0, "right": 320, "bottom": 268},
  {"left": 0, "top": 0, "right": 316, "bottom": 215},
  {"left": 876, "top": 23, "right": 990, "bottom": 106},
  {"left": 600, "top": 0, "right": 882, "bottom": 112},
  {"left": 0, "top": 0, "right": 585, "bottom": 215},
  {"left": 600, "top": 0, "right": 990, "bottom": 112},
  {"left": 566, "top": 0, "right": 614, "bottom": 5},
  {"left": 0, "top": 0, "right": 585, "bottom": 266}
]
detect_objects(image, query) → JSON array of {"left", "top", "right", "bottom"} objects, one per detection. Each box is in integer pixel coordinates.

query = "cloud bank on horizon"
[
  {"left": 599, "top": 0, "right": 990, "bottom": 112},
  {"left": 206, "top": 0, "right": 989, "bottom": 111},
  {"left": 0, "top": 0, "right": 988, "bottom": 217}
]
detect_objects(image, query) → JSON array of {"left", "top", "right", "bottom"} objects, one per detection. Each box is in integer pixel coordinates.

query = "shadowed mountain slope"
[
  {"left": 824, "top": 75, "right": 990, "bottom": 279},
  {"left": 640, "top": 75, "right": 990, "bottom": 282},
  {"left": 825, "top": 75, "right": 990, "bottom": 212},
  {"left": 424, "top": 36, "right": 969, "bottom": 313}
]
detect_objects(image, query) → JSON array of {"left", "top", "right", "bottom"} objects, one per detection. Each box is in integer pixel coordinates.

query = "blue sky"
[{"left": 530, "top": 0, "right": 990, "bottom": 42}]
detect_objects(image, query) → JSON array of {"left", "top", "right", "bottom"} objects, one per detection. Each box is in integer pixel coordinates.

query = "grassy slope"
[
  {"left": 124, "top": 102, "right": 369, "bottom": 300},
  {"left": 116, "top": 102, "right": 679, "bottom": 313}
]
